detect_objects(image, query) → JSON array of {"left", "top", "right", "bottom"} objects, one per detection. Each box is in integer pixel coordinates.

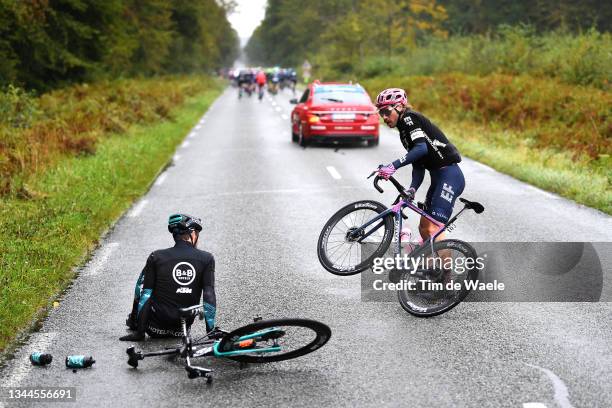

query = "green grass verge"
[
  {"left": 438, "top": 119, "right": 611, "bottom": 214},
  {"left": 0, "top": 86, "right": 222, "bottom": 353}
]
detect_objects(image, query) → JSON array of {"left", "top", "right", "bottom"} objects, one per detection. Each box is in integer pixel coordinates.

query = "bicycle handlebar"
[{"left": 367, "top": 168, "right": 407, "bottom": 197}]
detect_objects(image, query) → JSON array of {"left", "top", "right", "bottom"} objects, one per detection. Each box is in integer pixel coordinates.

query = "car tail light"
[{"left": 307, "top": 114, "right": 320, "bottom": 123}]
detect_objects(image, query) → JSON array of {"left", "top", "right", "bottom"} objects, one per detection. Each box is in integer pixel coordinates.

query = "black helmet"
[{"left": 168, "top": 213, "right": 203, "bottom": 235}]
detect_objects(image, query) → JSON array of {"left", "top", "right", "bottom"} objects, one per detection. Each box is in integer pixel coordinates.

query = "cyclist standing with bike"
[
  {"left": 375, "top": 88, "right": 464, "bottom": 242},
  {"left": 120, "top": 214, "right": 216, "bottom": 341}
]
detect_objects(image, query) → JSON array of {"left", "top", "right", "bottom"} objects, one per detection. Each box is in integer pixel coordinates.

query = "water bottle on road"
[
  {"left": 30, "top": 352, "right": 53, "bottom": 366},
  {"left": 65, "top": 355, "right": 95, "bottom": 368}
]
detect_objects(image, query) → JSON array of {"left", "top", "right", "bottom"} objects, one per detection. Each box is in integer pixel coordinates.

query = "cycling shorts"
[
  {"left": 146, "top": 302, "right": 195, "bottom": 338},
  {"left": 424, "top": 163, "right": 465, "bottom": 223}
]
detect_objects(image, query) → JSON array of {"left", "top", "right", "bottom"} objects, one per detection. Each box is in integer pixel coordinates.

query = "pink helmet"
[{"left": 375, "top": 88, "right": 408, "bottom": 108}]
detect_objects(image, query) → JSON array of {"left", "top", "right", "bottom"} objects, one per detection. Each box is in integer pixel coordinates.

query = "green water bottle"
[
  {"left": 30, "top": 352, "right": 53, "bottom": 366},
  {"left": 65, "top": 355, "right": 95, "bottom": 368}
]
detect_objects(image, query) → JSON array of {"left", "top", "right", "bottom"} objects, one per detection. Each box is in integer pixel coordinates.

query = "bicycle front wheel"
[
  {"left": 317, "top": 200, "right": 394, "bottom": 275},
  {"left": 217, "top": 318, "right": 331, "bottom": 363}
]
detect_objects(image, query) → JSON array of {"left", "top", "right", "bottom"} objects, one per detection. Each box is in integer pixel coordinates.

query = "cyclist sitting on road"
[
  {"left": 120, "top": 214, "right": 216, "bottom": 342},
  {"left": 375, "top": 88, "right": 464, "bottom": 243}
]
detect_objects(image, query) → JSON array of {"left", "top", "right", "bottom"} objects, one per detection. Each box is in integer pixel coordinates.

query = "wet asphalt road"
[{"left": 1, "top": 87, "right": 611, "bottom": 408}]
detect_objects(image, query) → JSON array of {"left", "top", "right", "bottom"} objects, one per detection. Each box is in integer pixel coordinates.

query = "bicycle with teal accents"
[{"left": 125, "top": 305, "right": 331, "bottom": 383}]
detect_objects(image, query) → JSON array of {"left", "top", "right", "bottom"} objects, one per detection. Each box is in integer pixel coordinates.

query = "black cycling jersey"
[
  {"left": 238, "top": 73, "right": 255, "bottom": 85},
  {"left": 141, "top": 240, "right": 215, "bottom": 327},
  {"left": 395, "top": 110, "right": 461, "bottom": 170}
]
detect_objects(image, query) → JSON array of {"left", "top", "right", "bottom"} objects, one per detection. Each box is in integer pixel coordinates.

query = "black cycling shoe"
[
  {"left": 126, "top": 313, "right": 137, "bottom": 331},
  {"left": 388, "top": 268, "right": 403, "bottom": 284},
  {"left": 119, "top": 332, "right": 145, "bottom": 342}
]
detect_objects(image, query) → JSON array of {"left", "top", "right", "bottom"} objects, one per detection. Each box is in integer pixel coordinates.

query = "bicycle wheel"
[
  {"left": 317, "top": 200, "right": 394, "bottom": 275},
  {"left": 217, "top": 318, "right": 331, "bottom": 363},
  {"left": 397, "top": 239, "right": 479, "bottom": 317}
]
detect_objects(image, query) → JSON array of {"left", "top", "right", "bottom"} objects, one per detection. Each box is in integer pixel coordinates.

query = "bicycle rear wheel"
[
  {"left": 397, "top": 239, "right": 479, "bottom": 317},
  {"left": 317, "top": 200, "right": 394, "bottom": 275},
  {"left": 217, "top": 318, "right": 331, "bottom": 363}
]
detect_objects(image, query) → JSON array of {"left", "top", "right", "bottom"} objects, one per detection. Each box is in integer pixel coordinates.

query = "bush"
[
  {"left": 360, "top": 56, "right": 403, "bottom": 78},
  {"left": 333, "top": 27, "right": 612, "bottom": 89},
  {"left": 362, "top": 73, "right": 611, "bottom": 159},
  {"left": 0, "top": 85, "right": 39, "bottom": 128},
  {"left": 0, "top": 76, "right": 216, "bottom": 195}
]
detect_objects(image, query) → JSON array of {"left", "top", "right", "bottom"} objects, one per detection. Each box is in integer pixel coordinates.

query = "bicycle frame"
[{"left": 352, "top": 174, "right": 471, "bottom": 259}]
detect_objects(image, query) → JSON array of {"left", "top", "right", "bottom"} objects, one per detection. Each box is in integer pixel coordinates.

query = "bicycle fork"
[{"left": 180, "top": 318, "right": 213, "bottom": 380}]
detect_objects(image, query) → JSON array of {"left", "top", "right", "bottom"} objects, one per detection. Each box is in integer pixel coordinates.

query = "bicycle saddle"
[
  {"left": 459, "top": 198, "right": 485, "bottom": 214},
  {"left": 179, "top": 304, "right": 202, "bottom": 318}
]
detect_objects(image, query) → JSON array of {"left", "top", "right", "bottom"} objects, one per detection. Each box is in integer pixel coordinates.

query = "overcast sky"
[{"left": 227, "top": 0, "right": 267, "bottom": 43}]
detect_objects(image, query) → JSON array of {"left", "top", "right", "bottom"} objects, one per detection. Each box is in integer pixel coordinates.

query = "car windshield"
[{"left": 313, "top": 86, "right": 371, "bottom": 105}]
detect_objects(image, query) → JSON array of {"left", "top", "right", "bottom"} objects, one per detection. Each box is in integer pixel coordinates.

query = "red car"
[{"left": 290, "top": 81, "right": 379, "bottom": 147}]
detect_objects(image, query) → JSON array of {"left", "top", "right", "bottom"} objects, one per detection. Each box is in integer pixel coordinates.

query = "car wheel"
[
  {"left": 298, "top": 124, "right": 308, "bottom": 147},
  {"left": 292, "top": 123, "right": 298, "bottom": 142}
]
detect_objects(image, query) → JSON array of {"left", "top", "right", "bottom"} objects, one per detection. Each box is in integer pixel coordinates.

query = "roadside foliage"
[
  {"left": 0, "top": 0, "right": 239, "bottom": 90},
  {"left": 0, "top": 77, "right": 216, "bottom": 196}
]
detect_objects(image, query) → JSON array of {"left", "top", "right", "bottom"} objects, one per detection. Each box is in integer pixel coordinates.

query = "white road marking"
[
  {"left": 523, "top": 404, "right": 548, "bottom": 408},
  {"left": 85, "top": 242, "right": 119, "bottom": 276},
  {"left": 1, "top": 332, "right": 58, "bottom": 388},
  {"left": 271, "top": 100, "right": 277, "bottom": 106},
  {"left": 187, "top": 132, "right": 196, "bottom": 139},
  {"left": 326, "top": 166, "right": 342, "bottom": 180},
  {"left": 525, "top": 184, "right": 560, "bottom": 200},
  {"left": 181, "top": 140, "right": 190, "bottom": 148},
  {"left": 128, "top": 199, "right": 148, "bottom": 218},
  {"left": 174, "top": 154, "right": 181, "bottom": 161},
  {"left": 275, "top": 106, "right": 282, "bottom": 112},
  {"left": 281, "top": 114, "right": 288, "bottom": 120},
  {"left": 195, "top": 124, "right": 201, "bottom": 130},
  {"left": 526, "top": 363, "right": 574, "bottom": 408},
  {"left": 154, "top": 173, "right": 167, "bottom": 186}
]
